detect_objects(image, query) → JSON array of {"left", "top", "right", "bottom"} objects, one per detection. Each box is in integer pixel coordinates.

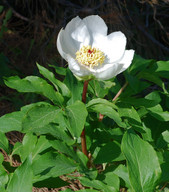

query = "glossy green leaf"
[
  {"left": 160, "top": 163, "right": 169, "bottom": 183},
  {"left": 32, "top": 136, "right": 51, "bottom": 161},
  {"left": 87, "top": 103, "right": 125, "bottom": 128},
  {"left": 103, "top": 172, "right": 120, "bottom": 191},
  {"left": 0, "top": 131, "right": 9, "bottom": 153},
  {"left": 79, "top": 177, "right": 116, "bottom": 192},
  {"left": 86, "top": 98, "right": 117, "bottom": 109},
  {"left": 49, "top": 140, "right": 76, "bottom": 159},
  {"left": 0, "top": 102, "right": 51, "bottom": 134},
  {"left": 148, "top": 104, "right": 169, "bottom": 121},
  {"left": 18, "top": 134, "right": 37, "bottom": 162},
  {"left": 94, "top": 141, "right": 124, "bottom": 164},
  {"left": 141, "top": 115, "right": 169, "bottom": 142},
  {"left": 128, "top": 54, "right": 154, "bottom": 75},
  {"left": 113, "top": 164, "right": 130, "bottom": 188},
  {"left": 155, "top": 60, "right": 169, "bottom": 78},
  {"left": 66, "top": 100, "right": 88, "bottom": 138},
  {"left": 156, "top": 130, "right": 169, "bottom": 148},
  {"left": 64, "top": 69, "right": 83, "bottom": 105},
  {"left": 37, "top": 123, "right": 74, "bottom": 145},
  {"left": 0, "top": 153, "right": 8, "bottom": 190},
  {"left": 32, "top": 151, "right": 57, "bottom": 176},
  {"left": 5, "top": 76, "right": 64, "bottom": 106},
  {"left": 7, "top": 155, "right": 33, "bottom": 192},
  {"left": 49, "top": 64, "right": 67, "bottom": 76},
  {"left": 22, "top": 104, "right": 61, "bottom": 133},
  {"left": 138, "top": 71, "right": 166, "bottom": 91},
  {"left": 118, "top": 105, "right": 144, "bottom": 133},
  {"left": 0, "top": 111, "right": 23, "bottom": 133},
  {"left": 47, "top": 154, "right": 77, "bottom": 177},
  {"left": 122, "top": 130, "right": 161, "bottom": 192},
  {"left": 88, "top": 80, "right": 115, "bottom": 98},
  {"left": 37, "top": 63, "right": 70, "bottom": 98},
  {"left": 125, "top": 73, "right": 142, "bottom": 94}
]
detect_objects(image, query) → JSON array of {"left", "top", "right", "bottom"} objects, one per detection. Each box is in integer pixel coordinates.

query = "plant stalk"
[{"left": 81, "top": 80, "right": 89, "bottom": 157}]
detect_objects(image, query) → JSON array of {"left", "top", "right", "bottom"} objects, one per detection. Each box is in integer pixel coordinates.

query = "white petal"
[
  {"left": 92, "top": 49, "right": 134, "bottom": 80},
  {"left": 118, "top": 50, "right": 135, "bottom": 73},
  {"left": 92, "top": 63, "right": 123, "bottom": 80},
  {"left": 83, "top": 15, "right": 108, "bottom": 38},
  {"left": 65, "top": 16, "right": 90, "bottom": 50},
  {"left": 67, "top": 55, "right": 91, "bottom": 77},
  {"left": 93, "top": 31, "right": 126, "bottom": 63},
  {"left": 57, "top": 16, "right": 91, "bottom": 59},
  {"left": 57, "top": 28, "right": 68, "bottom": 61}
]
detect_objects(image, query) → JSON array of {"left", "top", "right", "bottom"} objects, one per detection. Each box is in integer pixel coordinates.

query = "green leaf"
[
  {"left": 0, "top": 102, "right": 52, "bottom": 133},
  {"left": 128, "top": 54, "right": 154, "bottom": 75},
  {"left": 49, "top": 140, "right": 76, "bottom": 159},
  {"left": 118, "top": 105, "right": 145, "bottom": 133},
  {"left": 0, "top": 153, "right": 8, "bottom": 190},
  {"left": 49, "top": 64, "right": 67, "bottom": 76},
  {"left": 64, "top": 69, "right": 83, "bottom": 105},
  {"left": 22, "top": 104, "right": 61, "bottom": 133},
  {"left": 66, "top": 100, "right": 88, "bottom": 138},
  {"left": 7, "top": 155, "right": 33, "bottom": 192},
  {"left": 0, "top": 111, "right": 23, "bottom": 133},
  {"left": 5, "top": 76, "right": 64, "bottom": 106},
  {"left": 32, "top": 136, "right": 51, "bottom": 161},
  {"left": 32, "top": 151, "right": 57, "bottom": 176},
  {"left": 121, "top": 130, "right": 161, "bottom": 192},
  {"left": 87, "top": 103, "right": 125, "bottom": 128},
  {"left": 37, "top": 63, "right": 71, "bottom": 98},
  {"left": 86, "top": 98, "right": 117, "bottom": 110},
  {"left": 145, "top": 91, "right": 161, "bottom": 103},
  {"left": 18, "top": 134, "right": 37, "bottom": 162},
  {"left": 156, "top": 130, "right": 169, "bottom": 148},
  {"left": 141, "top": 115, "right": 169, "bottom": 143},
  {"left": 38, "top": 123, "right": 74, "bottom": 145},
  {"left": 125, "top": 73, "right": 142, "bottom": 94},
  {"left": 154, "top": 60, "right": 169, "bottom": 78},
  {"left": 113, "top": 164, "right": 130, "bottom": 188},
  {"left": 79, "top": 177, "right": 116, "bottom": 192},
  {"left": 138, "top": 71, "right": 166, "bottom": 91},
  {"left": 88, "top": 80, "right": 115, "bottom": 98},
  {"left": 160, "top": 163, "right": 169, "bottom": 183},
  {"left": 148, "top": 104, "right": 169, "bottom": 121},
  {"left": 103, "top": 172, "right": 120, "bottom": 191},
  {"left": 94, "top": 141, "right": 124, "bottom": 164},
  {"left": 0, "top": 131, "right": 9, "bottom": 153},
  {"left": 121, "top": 97, "right": 159, "bottom": 108},
  {"left": 47, "top": 154, "right": 77, "bottom": 177}
]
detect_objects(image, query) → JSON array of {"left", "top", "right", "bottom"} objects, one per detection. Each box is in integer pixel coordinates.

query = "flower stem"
[
  {"left": 81, "top": 80, "right": 89, "bottom": 157},
  {"left": 112, "top": 81, "right": 128, "bottom": 102}
]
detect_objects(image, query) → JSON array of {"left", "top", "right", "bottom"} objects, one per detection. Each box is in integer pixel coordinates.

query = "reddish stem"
[
  {"left": 82, "top": 81, "right": 89, "bottom": 103},
  {"left": 81, "top": 81, "right": 89, "bottom": 157}
]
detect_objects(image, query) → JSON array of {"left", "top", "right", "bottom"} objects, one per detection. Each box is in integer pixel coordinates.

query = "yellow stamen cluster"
[{"left": 75, "top": 45, "right": 105, "bottom": 68}]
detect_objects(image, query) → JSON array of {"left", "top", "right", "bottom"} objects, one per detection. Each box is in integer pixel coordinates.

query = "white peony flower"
[{"left": 57, "top": 15, "right": 134, "bottom": 81}]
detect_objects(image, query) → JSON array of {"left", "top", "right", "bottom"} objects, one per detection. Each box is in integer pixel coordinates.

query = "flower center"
[{"left": 75, "top": 45, "right": 105, "bottom": 68}]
